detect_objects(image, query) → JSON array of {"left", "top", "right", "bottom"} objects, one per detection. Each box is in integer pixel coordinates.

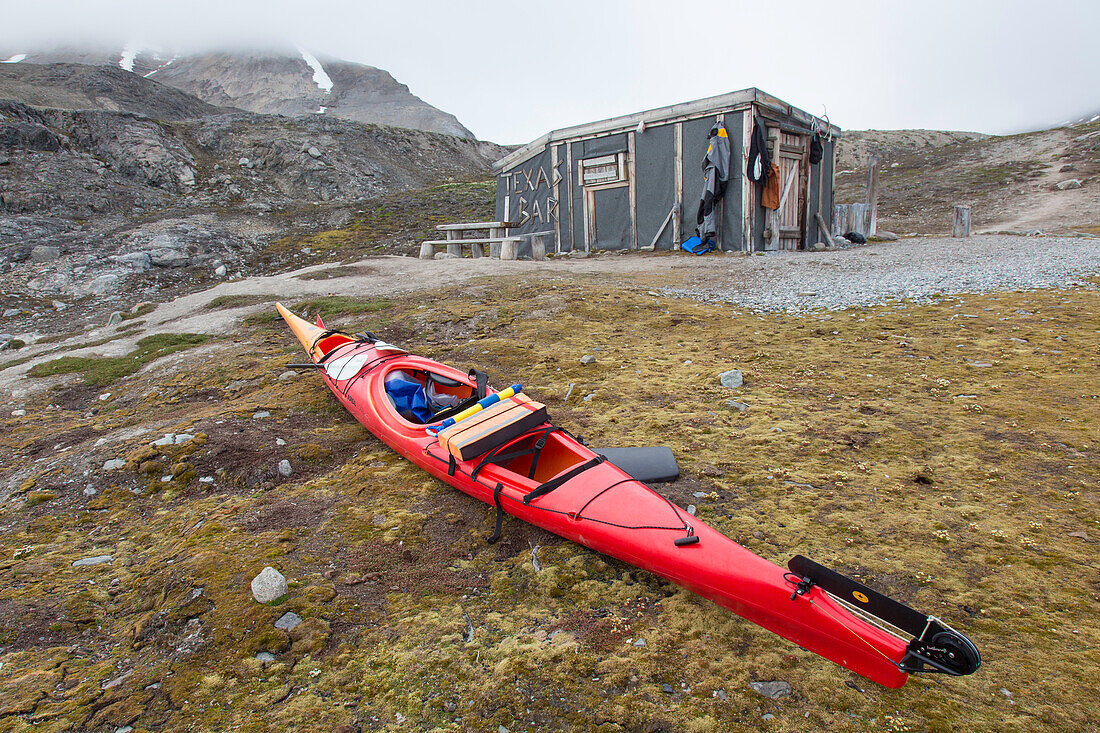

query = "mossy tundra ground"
[{"left": 0, "top": 268, "right": 1097, "bottom": 732}]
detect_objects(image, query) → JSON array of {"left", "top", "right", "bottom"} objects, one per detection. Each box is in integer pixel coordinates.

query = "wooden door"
[{"left": 774, "top": 131, "right": 806, "bottom": 251}]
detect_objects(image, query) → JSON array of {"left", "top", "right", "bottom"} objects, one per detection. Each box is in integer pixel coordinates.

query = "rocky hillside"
[
  {"left": 1, "top": 45, "right": 474, "bottom": 138},
  {"left": 0, "top": 63, "right": 230, "bottom": 120},
  {"left": 835, "top": 121, "right": 1100, "bottom": 234}
]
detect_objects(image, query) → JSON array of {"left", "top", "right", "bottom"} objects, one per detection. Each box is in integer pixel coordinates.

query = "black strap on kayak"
[
  {"left": 469, "top": 427, "right": 556, "bottom": 481},
  {"left": 471, "top": 368, "right": 488, "bottom": 399},
  {"left": 523, "top": 455, "right": 605, "bottom": 505},
  {"left": 448, "top": 454, "right": 457, "bottom": 477},
  {"left": 486, "top": 483, "right": 505, "bottom": 544}
]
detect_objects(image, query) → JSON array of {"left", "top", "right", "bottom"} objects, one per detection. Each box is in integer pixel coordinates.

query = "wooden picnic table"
[{"left": 420, "top": 221, "right": 527, "bottom": 259}]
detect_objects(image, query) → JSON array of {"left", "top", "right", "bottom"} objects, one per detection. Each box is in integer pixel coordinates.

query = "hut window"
[{"left": 580, "top": 153, "right": 627, "bottom": 187}]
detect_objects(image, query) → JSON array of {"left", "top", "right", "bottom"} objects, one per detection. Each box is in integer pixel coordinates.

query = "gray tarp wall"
[{"left": 633, "top": 123, "right": 676, "bottom": 250}]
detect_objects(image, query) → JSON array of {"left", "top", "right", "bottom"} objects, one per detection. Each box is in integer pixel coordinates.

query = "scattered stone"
[
  {"left": 250, "top": 566, "right": 288, "bottom": 603},
  {"left": 810, "top": 241, "right": 827, "bottom": 251},
  {"left": 276, "top": 438, "right": 287, "bottom": 446},
  {"left": 308, "top": 146, "right": 323, "bottom": 159},
  {"left": 152, "top": 434, "right": 175, "bottom": 446},
  {"left": 3, "top": 308, "right": 21, "bottom": 318},
  {"left": 256, "top": 651, "right": 276, "bottom": 662},
  {"left": 718, "top": 369, "right": 743, "bottom": 389},
  {"left": 87, "top": 274, "right": 120, "bottom": 295},
  {"left": 580, "top": 354, "right": 596, "bottom": 365},
  {"left": 582, "top": 393, "right": 595, "bottom": 402},
  {"left": 725, "top": 400, "right": 749, "bottom": 412},
  {"left": 434, "top": 252, "right": 460, "bottom": 259},
  {"left": 274, "top": 611, "right": 302, "bottom": 631},
  {"left": 798, "top": 291, "right": 818, "bottom": 297},
  {"left": 752, "top": 530, "right": 765, "bottom": 540},
  {"left": 30, "top": 245, "right": 62, "bottom": 262},
  {"left": 1068, "top": 531, "right": 1090, "bottom": 540},
  {"left": 215, "top": 264, "right": 228, "bottom": 277},
  {"left": 116, "top": 725, "right": 134, "bottom": 733},
  {"left": 279, "top": 370, "right": 298, "bottom": 380},
  {"left": 1056, "top": 179, "right": 1082, "bottom": 190},
  {"left": 713, "top": 689, "right": 728, "bottom": 700},
  {"left": 750, "top": 680, "right": 792, "bottom": 699},
  {"left": 238, "top": 157, "right": 250, "bottom": 167},
  {"left": 876, "top": 230, "right": 900, "bottom": 241},
  {"left": 53, "top": 300, "right": 68, "bottom": 311},
  {"left": 277, "top": 459, "right": 293, "bottom": 477},
  {"left": 1000, "top": 688, "right": 1013, "bottom": 697},
  {"left": 1060, "top": 164, "right": 1077, "bottom": 172},
  {"left": 106, "top": 311, "right": 124, "bottom": 326},
  {"left": 498, "top": 726, "right": 509, "bottom": 733},
  {"left": 531, "top": 545, "right": 542, "bottom": 572},
  {"left": 662, "top": 683, "right": 674, "bottom": 694},
  {"left": 11, "top": 409, "right": 26, "bottom": 417},
  {"left": 396, "top": 713, "right": 406, "bottom": 724},
  {"left": 253, "top": 410, "right": 271, "bottom": 419},
  {"left": 762, "top": 714, "right": 775, "bottom": 721},
  {"left": 683, "top": 359, "right": 692, "bottom": 365},
  {"left": 102, "top": 458, "right": 126, "bottom": 471},
  {"left": 84, "top": 486, "right": 97, "bottom": 496},
  {"left": 693, "top": 491, "right": 707, "bottom": 498},
  {"left": 686, "top": 505, "right": 697, "bottom": 516},
  {"left": 633, "top": 638, "right": 646, "bottom": 647},
  {"left": 73, "top": 555, "right": 113, "bottom": 567},
  {"left": 770, "top": 427, "right": 783, "bottom": 432},
  {"left": 967, "top": 361, "right": 993, "bottom": 368},
  {"left": 444, "top": 701, "right": 457, "bottom": 712}
]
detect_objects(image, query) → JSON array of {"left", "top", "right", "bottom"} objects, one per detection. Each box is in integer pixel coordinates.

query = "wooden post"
[
  {"left": 865, "top": 154, "right": 880, "bottom": 237},
  {"left": 952, "top": 205, "right": 971, "bottom": 238},
  {"left": 500, "top": 239, "right": 518, "bottom": 260},
  {"left": 814, "top": 212, "right": 837, "bottom": 248},
  {"left": 419, "top": 242, "right": 434, "bottom": 260},
  {"left": 530, "top": 233, "right": 547, "bottom": 261},
  {"left": 490, "top": 226, "right": 503, "bottom": 258},
  {"left": 446, "top": 229, "right": 462, "bottom": 258}
]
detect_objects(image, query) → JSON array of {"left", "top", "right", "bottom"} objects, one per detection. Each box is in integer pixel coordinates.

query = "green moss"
[{"left": 28, "top": 332, "right": 212, "bottom": 386}]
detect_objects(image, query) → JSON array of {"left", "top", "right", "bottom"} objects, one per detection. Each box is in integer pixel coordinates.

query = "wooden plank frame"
[
  {"left": 673, "top": 122, "right": 683, "bottom": 247},
  {"left": 627, "top": 132, "right": 638, "bottom": 249},
  {"left": 742, "top": 108, "right": 753, "bottom": 252},
  {"left": 551, "top": 145, "right": 562, "bottom": 253}
]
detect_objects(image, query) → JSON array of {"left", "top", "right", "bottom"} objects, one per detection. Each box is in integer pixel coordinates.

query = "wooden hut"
[{"left": 493, "top": 88, "right": 840, "bottom": 254}]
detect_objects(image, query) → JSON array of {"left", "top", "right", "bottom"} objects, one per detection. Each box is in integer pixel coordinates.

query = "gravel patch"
[{"left": 668, "top": 236, "right": 1100, "bottom": 312}]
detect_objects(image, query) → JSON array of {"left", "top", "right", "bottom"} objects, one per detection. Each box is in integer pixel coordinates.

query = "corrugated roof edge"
[{"left": 493, "top": 87, "right": 842, "bottom": 174}]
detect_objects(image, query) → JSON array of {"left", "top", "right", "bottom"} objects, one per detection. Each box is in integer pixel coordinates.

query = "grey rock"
[
  {"left": 256, "top": 651, "right": 276, "bottom": 662},
  {"left": 279, "top": 370, "right": 298, "bottom": 380},
  {"left": 83, "top": 486, "right": 97, "bottom": 496},
  {"left": 662, "top": 683, "right": 674, "bottom": 694},
  {"left": 633, "top": 638, "right": 646, "bottom": 646},
  {"left": 1060, "top": 164, "right": 1077, "bottom": 172},
  {"left": 752, "top": 530, "right": 765, "bottom": 540},
  {"left": 714, "top": 689, "right": 728, "bottom": 700},
  {"left": 693, "top": 492, "right": 707, "bottom": 498},
  {"left": 307, "top": 146, "right": 323, "bottom": 159},
  {"left": 0, "top": 333, "right": 13, "bottom": 341},
  {"left": 498, "top": 726, "right": 509, "bottom": 733},
  {"left": 250, "top": 566, "right": 288, "bottom": 603},
  {"left": 178, "top": 166, "right": 195, "bottom": 186},
  {"left": 214, "top": 264, "right": 228, "bottom": 276},
  {"left": 444, "top": 701, "right": 457, "bottom": 712},
  {"left": 1056, "top": 179, "right": 1083, "bottom": 190},
  {"left": 569, "top": 250, "right": 590, "bottom": 258},
  {"left": 252, "top": 410, "right": 271, "bottom": 419},
  {"left": 152, "top": 434, "right": 175, "bottom": 446},
  {"left": 580, "top": 354, "right": 596, "bottom": 365},
  {"left": 114, "top": 252, "right": 153, "bottom": 271},
  {"left": 3, "top": 308, "right": 23, "bottom": 318},
  {"left": 874, "top": 230, "right": 899, "bottom": 241},
  {"left": 102, "top": 458, "right": 127, "bottom": 470},
  {"left": 116, "top": 727, "right": 134, "bottom": 733},
  {"left": 277, "top": 459, "right": 293, "bottom": 477},
  {"left": 173, "top": 433, "right": 196, "bottom": 444},
  {"left": 762, "top": 714, "right": 775, "bottom": 721},
  {"left": 106, "top": 311, "right": 124, "bottom": 326},
  {"left": 86, "top": 274, "right": 120, "bottom": 296},
  {"left": 73, "top": 555, "right": 113, "bottom": 567},
  {"left": 434, "top": 252, "right": 460, "bottom": 259},
  {"left": 12, "top": 409, "right": 28, "bottom": 416},
  {"left": 750, "top": 680, "right": 792, "bottom": 699},
  {"left": 53, "top": 300, "right": 68, "bottom": 310},
  {"left": 810, "top": 241, "right": 827, "bottom": 251},
  {"left": 149, "top": 248, "right": 190, "bottom": 268},
  {"left": 30, "top": 245, "right": 62, "bottom": 262},
  {"left": 274, "top": 611, "right": 302, "bottom": 631},
  {"left": 725, "top": 400, "right": 749, "bottom": 412},
  {"left": 239, "top": 157, "right": 250, "bottom": 166},
  {"left": 719, "top": 369, "right": 743, "bottom": 389}
]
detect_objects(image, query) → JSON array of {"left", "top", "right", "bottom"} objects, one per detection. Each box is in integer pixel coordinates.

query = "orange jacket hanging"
[{"left": 761, "top": 163, "right": 782, "bottom": 210}]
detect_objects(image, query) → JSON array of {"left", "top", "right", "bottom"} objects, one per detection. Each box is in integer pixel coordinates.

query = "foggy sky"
[{"left": 1, "top": 0, "right": 1097, "bottom": 144}]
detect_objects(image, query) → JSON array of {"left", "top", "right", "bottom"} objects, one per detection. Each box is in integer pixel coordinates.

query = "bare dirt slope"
[{"left": 836, "top": 121, "right": 1100, "bottom": 234}]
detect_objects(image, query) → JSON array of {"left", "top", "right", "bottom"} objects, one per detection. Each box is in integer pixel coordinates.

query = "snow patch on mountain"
[
  {"left": 2, "top": 54, "right": 27, "bottom": 63},
  {"left": 144, "top": 57, "right": 177, "bottom": 78},
  {"left": 298, "top": 47, "right": 333, "bottom": 94},
  {"left": 119, "top": 45, "right": 138, "bottom": 72}
]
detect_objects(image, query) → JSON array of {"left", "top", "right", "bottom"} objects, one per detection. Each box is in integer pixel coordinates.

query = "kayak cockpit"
[{"left": 382, "top": 366, "right": 479, "bottom": 424}]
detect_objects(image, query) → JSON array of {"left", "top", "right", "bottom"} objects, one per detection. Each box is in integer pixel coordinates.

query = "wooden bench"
[{"left": 421, "top": 221, "right": 534, "bottom": 260}]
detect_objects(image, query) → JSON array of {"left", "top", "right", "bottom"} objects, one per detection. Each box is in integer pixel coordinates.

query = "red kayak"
[{"left": 277, "top": 303, "right": 979, "bottom": 688}]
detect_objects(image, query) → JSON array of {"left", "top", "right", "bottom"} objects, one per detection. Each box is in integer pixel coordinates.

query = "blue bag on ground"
[
  {"left": 385, "top": 372, "right": 433, "bottom": 422},
  {"left": 680, "top": 236, "right": 713, "bottom": 255}
]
